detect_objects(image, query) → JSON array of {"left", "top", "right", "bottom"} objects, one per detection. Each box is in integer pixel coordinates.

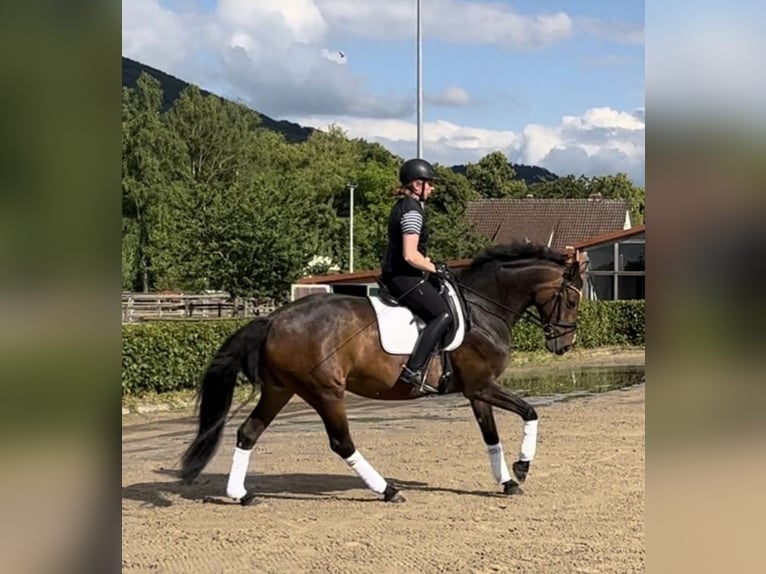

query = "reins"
[{"left": 454, "top": 273, "right": 578, "bottom": 341}]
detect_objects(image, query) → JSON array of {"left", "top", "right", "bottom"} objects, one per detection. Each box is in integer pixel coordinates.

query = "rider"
[{"left": 380, "top": 158, "right": 452, "bottom": 392}]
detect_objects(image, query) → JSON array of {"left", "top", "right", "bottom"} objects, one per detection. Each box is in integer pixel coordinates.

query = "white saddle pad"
[{"left": 368, "top": 281, "right": 466, "bottom": 355}]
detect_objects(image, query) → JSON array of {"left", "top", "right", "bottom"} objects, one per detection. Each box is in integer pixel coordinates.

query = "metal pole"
[
  {"left": 417, "top": 0, "right": 423, "bottom": 158},
  {"left": 349, "top": 183, "right": 355, "bottom": 273}
]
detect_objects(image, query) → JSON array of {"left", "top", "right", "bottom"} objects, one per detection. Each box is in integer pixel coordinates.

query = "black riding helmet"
[{"left": 399, "top": 158, "right": 435, "bottom": 186}]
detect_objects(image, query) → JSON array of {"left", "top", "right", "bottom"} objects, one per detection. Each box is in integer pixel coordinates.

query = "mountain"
[
  {"left": 450, "top": 163, "right": 558, "bottom": 185},
  {"left": 122, "top": 57, "right": 314, "bottom": 143},
  {"left": 122, "top": 57, "right": 559, "bottom": 184}
]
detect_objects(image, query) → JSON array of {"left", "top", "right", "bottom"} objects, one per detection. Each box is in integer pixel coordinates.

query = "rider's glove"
[{"left": 433, "top": 262, "right": 450, "bottom": 280}]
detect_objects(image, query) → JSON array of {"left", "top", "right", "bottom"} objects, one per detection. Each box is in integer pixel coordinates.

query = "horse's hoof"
[
  {"left": 240, "top": 492, "right": 258, "bottom": 506},
  {"left": 512, "top": 460, "right": 529, "bottom": 483},
  {"left": 383, "top": 485, "right": 405, "bottom": 503},
  {"left": 502, "top": 480, "right": 524, "bottom": 495}
]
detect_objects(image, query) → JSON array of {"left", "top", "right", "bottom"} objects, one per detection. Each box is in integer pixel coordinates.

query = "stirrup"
[{"left": 398, "top": 366, "right": 439, "bottom": 394}]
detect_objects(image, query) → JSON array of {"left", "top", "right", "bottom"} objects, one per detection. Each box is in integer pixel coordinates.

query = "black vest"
[{"left": 381, "top": 196, "right": 429, "bottom": 277}]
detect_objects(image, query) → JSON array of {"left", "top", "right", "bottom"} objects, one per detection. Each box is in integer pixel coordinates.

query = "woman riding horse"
[
  {"left": 180, "top": 236, "right": 585, "bottom": 505},
  {"left": 380, "top": 157, "right": 452, "bottom": 394}
]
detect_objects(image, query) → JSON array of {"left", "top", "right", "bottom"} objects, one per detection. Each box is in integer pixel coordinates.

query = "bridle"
[
  {"left": 456, "top": 272, "right": 581, "bottom": 341},
  {"left": 535, "top": 281, "right": 581, "bottom": 340}
]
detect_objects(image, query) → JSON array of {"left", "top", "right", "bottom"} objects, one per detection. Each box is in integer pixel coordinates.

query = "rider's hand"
[{"left": 433, "top": 262, "right": 450, "bottom": 279}]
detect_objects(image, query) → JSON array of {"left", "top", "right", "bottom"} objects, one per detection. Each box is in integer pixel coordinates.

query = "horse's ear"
[
  {"left": 563, "top": 246, "right": 581, "bottom": 280},
  {"left": 564, "top": 246, "right": 576, "bottom": 266}
]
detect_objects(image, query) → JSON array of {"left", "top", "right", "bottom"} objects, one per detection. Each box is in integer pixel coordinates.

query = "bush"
[
  {"left": 122, "top": 319, "right": 249, "bottom": 396},
  {"left": 122, "top": 301, "right": 645, "bottom": 396},
  {"left": 511, "top": 300, "right": 645, "bottom": 351}
]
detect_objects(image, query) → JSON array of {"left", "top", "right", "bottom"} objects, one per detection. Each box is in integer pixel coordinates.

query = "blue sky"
[{"left": 123, "top": 0, "right": 645, "bottom": 185}]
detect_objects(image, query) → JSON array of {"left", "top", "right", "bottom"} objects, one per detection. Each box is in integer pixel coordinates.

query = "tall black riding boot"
[{"left": 397, "top": 312, "right": 452, "bottom": 392}]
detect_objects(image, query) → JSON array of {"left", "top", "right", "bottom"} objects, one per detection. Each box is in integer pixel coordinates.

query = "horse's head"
[
  {"left": 532, "top": 250, "right": 587, "bottom": 355},
  {"left": 461, "top": 242, "right": 589, "bottom": 355}
]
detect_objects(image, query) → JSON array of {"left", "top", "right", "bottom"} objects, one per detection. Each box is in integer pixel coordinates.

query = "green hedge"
[
  {"left": 122, "top": 319, "right": 250, "bottom": 396},
  {"left": 511, "top": 300, "right": 645, "bottom": 351},
  {"left": 122, "top": 301, "right": 644, "bottom": 396}
]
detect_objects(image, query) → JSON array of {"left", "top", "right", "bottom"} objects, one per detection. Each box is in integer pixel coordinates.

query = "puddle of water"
[{"left": 500, "top": 365, "right": 645, "bottom": 399}]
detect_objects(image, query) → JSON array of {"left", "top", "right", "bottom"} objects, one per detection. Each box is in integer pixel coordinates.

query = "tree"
[
  {"left": 121, "top": 73, "right": 189, "bottom": 291},
  {"left": 426, "top": 164, "right": 489, "bottom": 261},
  {"left": 165, "top": 86, "right": 259, "bottom": 188},
  {"left": 528, "top": 174, "right": 591, "bottom": 199},
  {"left": 465, "top": 151, "right": 528, "bottom": 198},
  {"left": 588, "top": 173, "right": 645, "bottom": 224},
  {"left": 528, "top": 173, "right": 645, "bottom": 224},
  {"left": 342, "top": 162, "right": 399, "bottom": 271}
]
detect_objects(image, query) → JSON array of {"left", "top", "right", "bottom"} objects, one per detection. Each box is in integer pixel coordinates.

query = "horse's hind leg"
[
  {"left": 305, "top": 393, "right": 404, "bottom": 503},
  {"left": 470, "top": 399, "right": 523, "bottom": 495},
  {"left": 225, "top": 383, "right": 294, "bottom": 503}
]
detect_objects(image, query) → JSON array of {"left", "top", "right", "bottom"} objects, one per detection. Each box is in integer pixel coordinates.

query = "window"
[
  {"left": 589, "top": 275, "right": 614, "bottom": 300},
  {"left": 619, "top": 243, "right": 645, "bottom": 271},
  {"left": 584, "top": 235, "right": 645, "bottom": 301},
  {"left": 618, "top": 276, "right": 645, "bottom": 300},
  {"left": 588, "top": 245, "right": 614, "bottom": 272}
]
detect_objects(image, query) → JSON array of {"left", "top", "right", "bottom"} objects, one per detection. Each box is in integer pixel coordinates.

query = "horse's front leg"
[
  {"left": 470, "top": 399, "right": 523, "bottom": 495},
  {"left": 467, "top": 382, "right": 538, "bottom": 488}
]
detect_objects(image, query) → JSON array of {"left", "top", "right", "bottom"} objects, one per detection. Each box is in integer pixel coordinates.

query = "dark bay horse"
[{"left": 180, "top": 242, "right": 586, "bottom": 504}]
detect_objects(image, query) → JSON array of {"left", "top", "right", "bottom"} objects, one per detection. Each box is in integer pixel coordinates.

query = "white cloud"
[
  {"left": 295, "top": 107, "right": 645, "bottom": 185},
  {"left": 122, "top": 0, "right": 412, "bottom": 118},
  {"left": 122, "top": 2, "right": 645, "bottom": 184},
  {"left": 576, "top": 17, "right": 644, "bottom": 45},
  {"left": 317, "top": 0, "right": 573, "bottom": 49},
  {"left": 515, "top": 108, "right": 645, "bottom": 185},
  {"left": 122, "top": 1, "right": 639, "bottom": 119},
  {"left": 320, "top": 49, "right": 347, "bottom": 64},
  {"left": 121, "top": 0, "right": 190, "bottom": 70},
  {"left": 425, "top": 86, "right": 471, "bottom": 107},
  {"left": 217, "top": 0, "right": 327, "bottom": 44}
]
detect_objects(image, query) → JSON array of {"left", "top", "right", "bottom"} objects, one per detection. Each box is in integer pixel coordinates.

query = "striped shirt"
[
  {"left": 381, "top": 196, "right": 429, "bottom": 277},
  {"left": 401, "top": 210, "right": 423, "bottom": 234}
]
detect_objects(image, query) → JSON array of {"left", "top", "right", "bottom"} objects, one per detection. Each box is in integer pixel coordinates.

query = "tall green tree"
[
  {"left": 528, "top": 174, "right": 591, "bottom": 198},
  {"left": 427, "top": 164, "right": 489, "bottom": 262},
  {"left": 122, "top": 73, "right": 189, "bottom": 291},
  {"left": 588, "top": 173, "right": 645, "bottom": 224},
  {"left": 165, "top": 86, "right": 259, "bottom": 187},
  {"left": 342, "top": 162, "right": 399, "bottom": 271},
  {"left": 465, "top": 151, "right": 528, "bottom": 198},
  {"left": 529, "top": 173, "right": 645, "bottom": 224},
  {"left": 162, "top": 171, "right": 330, "bottom": 300}
]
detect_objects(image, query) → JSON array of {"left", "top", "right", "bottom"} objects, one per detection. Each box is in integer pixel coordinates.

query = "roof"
[
  {"left": 464, "top": 197, "right": 630, "bottom": 251},
  {"left": 574, "top": 224, "right": 645, "bottom": 250},
  {"left": 296, "top": 258, "right": 473, "bottom": 285}
]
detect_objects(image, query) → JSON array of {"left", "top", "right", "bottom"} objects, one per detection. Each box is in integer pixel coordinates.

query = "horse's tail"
[{"left": 180, "top": 317, "right": 272, "bottom": 483}]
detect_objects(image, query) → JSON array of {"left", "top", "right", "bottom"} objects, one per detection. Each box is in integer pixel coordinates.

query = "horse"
[{"left": 180, "top": 241, "right": 587, "bottom": 504}]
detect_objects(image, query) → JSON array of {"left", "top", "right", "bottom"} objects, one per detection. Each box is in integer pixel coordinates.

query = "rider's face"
[{"left": 413, "top": 179, "right": 434, "bottom": 199}]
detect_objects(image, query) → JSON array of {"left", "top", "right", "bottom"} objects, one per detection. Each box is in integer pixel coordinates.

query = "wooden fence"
[{"left": 121, "top": 292, "right": 276, "bottom": 323}]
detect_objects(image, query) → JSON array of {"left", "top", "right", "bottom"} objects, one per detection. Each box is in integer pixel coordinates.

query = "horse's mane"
[{"left": 466, "top": 241, "right": 568, "bottom": 274}]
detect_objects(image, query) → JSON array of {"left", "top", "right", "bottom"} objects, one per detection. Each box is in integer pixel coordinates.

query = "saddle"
[{"left": 369, "top": 274, "right": 471, "bottom": 393}]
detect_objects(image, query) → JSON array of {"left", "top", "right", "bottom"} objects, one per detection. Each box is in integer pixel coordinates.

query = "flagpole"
[{"left": 417, "top": 0, "right": 423, "bottom": 158}]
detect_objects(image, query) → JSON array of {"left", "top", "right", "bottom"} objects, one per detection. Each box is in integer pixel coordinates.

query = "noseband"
[{"left": 537, "top": 281, "right": 580, "bottom": 341}]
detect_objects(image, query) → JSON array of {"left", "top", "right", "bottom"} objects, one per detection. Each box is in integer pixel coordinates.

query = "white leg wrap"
[
  {"left": 487, "top": 442, "right": 512, "bottom": 484},
  {"left": 226, "top": 447, "right": 252, "bottom": 499},
  {"left": 519, "top": 419, "right": 539, "bottom": 462},
  {"left": 344, "top": 450, "right": 387, "bottom": 494}
]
